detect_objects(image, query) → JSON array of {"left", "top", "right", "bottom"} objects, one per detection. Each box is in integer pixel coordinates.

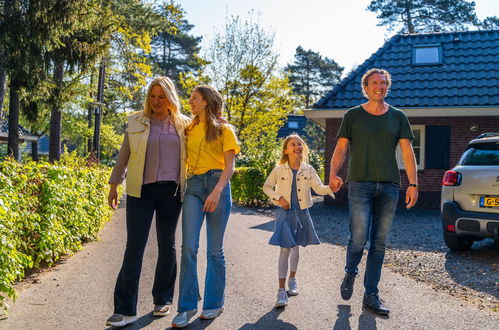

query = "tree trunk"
[
  {"left": 7, "top": 82, "right": 19, "bottom": 160},
  {"left": 404, "top": 2, "right": 415, "bottom": 33},
  {"left": 31, "top": 138, "right": 39, "bottom": 161},
  {"left": 49, "top": 61, "right": 64, "bottom": 163},
  {"left": 0, "top": 67, "right": 6, "bottom": 115}
]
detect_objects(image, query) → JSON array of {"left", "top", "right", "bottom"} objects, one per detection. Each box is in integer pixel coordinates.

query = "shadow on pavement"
[
  {"left": 332, "top": 304, "right": 352, "bottom": 330},
  {"left": 444, "top": 242, "right": 499, "bottom": 299},
  {"left": 241, "top": 202, "right": 499, "bottom": 307},
  {"left": 358, "top": 306, "right": 388, "bottom": 329},
  {"left": 239, "top": 307, "right": 297, "bottom": 329},
  {"left": 105, "top": 312, "right": 156, "bottom": 330}
]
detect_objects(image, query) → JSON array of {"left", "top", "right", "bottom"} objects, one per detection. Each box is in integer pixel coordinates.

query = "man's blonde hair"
[{"left": 360, "top": 68, "right": 392, "bottom": 98}]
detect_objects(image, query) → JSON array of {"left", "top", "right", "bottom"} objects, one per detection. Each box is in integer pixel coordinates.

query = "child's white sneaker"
[
  {"left": 275, "top": 288, "right": 288, "bottom": 307},
  {"left": 288, "top": 277, "right": 299, "bottom": 296}
]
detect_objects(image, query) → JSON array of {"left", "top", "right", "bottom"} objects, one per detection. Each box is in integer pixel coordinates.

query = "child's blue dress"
[{"left": 269, "top": 169, "right": 321, "bottom": 248}]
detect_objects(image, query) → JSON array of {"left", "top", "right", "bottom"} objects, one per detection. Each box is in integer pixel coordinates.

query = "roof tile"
[{"left": 316, "top": 30, "right": 499, "bottom": 109}]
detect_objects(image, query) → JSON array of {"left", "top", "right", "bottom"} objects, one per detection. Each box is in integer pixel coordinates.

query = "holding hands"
[{"left": 329, "top": 175, "right": 344, "bottom": 193}]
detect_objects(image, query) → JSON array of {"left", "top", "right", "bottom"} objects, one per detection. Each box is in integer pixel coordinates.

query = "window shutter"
[{"left": 425, "top": 125, "right": 450, "bottom": 169}]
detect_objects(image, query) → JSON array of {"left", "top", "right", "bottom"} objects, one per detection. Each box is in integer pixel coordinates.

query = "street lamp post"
[{"left": 90, "top": 58, "right": 106, "bottom": 160}]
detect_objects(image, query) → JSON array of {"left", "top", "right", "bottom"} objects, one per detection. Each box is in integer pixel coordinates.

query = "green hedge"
[
  {"left": 231, "top": 167, "right": 268, "bottom": 206},
  {"left": 0, "top": 155, "right": 117, "bottom": 312}
]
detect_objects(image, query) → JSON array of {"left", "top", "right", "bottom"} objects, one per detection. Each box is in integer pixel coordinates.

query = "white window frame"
[
  {"left": 397, "top": 125, "right": 425, "bottom": 170},
  {"left": 413, "top": 44, "right": 442, "bottom": 65}
]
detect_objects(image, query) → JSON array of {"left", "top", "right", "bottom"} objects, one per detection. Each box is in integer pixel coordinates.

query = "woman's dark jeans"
[{"left": 113, "top": 181, "right": 181, "bottom": 316}]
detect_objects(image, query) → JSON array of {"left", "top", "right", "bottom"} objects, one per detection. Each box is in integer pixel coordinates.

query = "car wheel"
[{"left": 443, "top": 231, "right": 473, "bottom": 251}]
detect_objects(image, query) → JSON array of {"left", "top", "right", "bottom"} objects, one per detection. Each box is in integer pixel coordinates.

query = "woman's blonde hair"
[
  {"left": 279, "top": 134, "right": 309, "bottom": 165},
  {"left": 143, "top": 76, "right": 189, "bottom": 128},
  {"left": 186, "top": 84, "right": 226, "bottom": 143}
]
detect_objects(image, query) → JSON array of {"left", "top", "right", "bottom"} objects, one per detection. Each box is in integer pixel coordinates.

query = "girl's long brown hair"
[{"left": 186, "top": 85, "right": 225, "bottom": 143}]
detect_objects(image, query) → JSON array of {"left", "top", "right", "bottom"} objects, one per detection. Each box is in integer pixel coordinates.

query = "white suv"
[{"left": 441, "top": 133, "right": 499, "bottom": 250}]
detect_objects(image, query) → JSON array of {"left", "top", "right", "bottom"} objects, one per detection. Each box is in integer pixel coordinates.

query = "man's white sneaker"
[
  {"left": 105, "top": 313, "right": 137, "bottom": 327},
  {"left": 171, "top": 309, "right": 197, "bottom": 328},
  {"left": 275, "top": 289, "right": 288, "bottom": 307},
  {"left": 288, "top": 278, "right": 299, "bottom": 296},
  {"left": 200, "top": 306, "right": 224, "bottom": 320}
]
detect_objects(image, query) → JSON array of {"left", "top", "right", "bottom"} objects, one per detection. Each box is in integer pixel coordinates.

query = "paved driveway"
[{"left": 1, "top": 202, "right": 497, "bottom": 329}]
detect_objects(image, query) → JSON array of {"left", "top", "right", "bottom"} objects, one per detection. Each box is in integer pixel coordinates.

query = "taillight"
[{"left": 442, "top": 170, "right": 461, "bottom": 186}]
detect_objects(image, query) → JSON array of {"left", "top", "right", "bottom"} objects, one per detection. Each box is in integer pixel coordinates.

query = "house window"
[
  {"left": 288, "top": 121, "right": 299, "bottom": 129},
  {"left": 413, "top": 45, "right": 442, "bottom": 65},
  {"left": 397, "top": 125, "right": 425, "bottom": 170}
]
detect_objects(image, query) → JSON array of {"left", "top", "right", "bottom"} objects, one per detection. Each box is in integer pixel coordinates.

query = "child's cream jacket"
[{"left": 263, "top": 162, "right": 334, "bottom": 210}]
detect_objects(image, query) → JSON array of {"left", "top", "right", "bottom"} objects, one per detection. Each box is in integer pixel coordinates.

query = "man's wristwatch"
[{"left": 409, "top": 183, "right": 419, "bottom": 189}]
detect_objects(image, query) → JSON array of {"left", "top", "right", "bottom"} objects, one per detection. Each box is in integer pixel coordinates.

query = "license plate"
[{"left": 479, "top": 196, "right": 499, "bottom": 208}]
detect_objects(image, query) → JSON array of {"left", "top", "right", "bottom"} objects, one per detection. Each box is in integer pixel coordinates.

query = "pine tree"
[
  {"left": 150, "top": 1, "right": 206, "bottom": 85},
  {"left": 285, "top": 46, "right": 343, "bottom": 109},
  {"left": 367, "top": 0, "right": 479, "bottom": 33}
]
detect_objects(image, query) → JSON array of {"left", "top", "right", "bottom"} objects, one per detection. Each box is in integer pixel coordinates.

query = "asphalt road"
[{"left": 1, "top": 202, "right": 498, "bottom": 330}]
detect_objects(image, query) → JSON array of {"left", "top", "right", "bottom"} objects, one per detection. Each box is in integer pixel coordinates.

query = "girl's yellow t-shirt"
[{"left": 186, "top": 122, "right": 240, "bottom": 175}]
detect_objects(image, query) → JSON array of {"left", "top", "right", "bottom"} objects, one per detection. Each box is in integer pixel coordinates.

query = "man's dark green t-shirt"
[{"left": 337, "top": 105, "right": 414, "bottom": 185}]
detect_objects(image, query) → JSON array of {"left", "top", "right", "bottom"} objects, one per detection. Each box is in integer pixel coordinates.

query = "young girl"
[
  {"left": 263, "top": 134, "right": 334, "bottom": 307},
  {"left": 172, "top": 85, "right": 240, "bottom": 328}
]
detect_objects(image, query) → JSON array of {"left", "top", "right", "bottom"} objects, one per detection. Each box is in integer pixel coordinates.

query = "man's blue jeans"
[
  {"left": 177, "top": 170, "right": 232, "bottom": 312},
  {"left": 345, "top": 181, "right": 399, "bottom": 295}
]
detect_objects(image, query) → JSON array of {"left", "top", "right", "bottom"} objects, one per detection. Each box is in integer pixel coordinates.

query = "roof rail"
[{"left": 475, "top": 132, "right": 499, "bottom": 139}]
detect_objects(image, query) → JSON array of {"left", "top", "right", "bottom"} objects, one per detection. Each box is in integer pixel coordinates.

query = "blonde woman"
[
  {"left": 106, "top": 77, "right": 190, "bottom": 327},
  {"left": 172, "top": 85, "right": 240, "bottom": 328}
]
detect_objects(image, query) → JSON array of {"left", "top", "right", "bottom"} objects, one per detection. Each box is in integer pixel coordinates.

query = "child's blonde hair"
[{"left": 279, "top": 134, "right": 309, "bottom": 165}]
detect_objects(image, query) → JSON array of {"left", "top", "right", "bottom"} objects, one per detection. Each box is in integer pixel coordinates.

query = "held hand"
[
  {"left": 405, "top": 186, "right": 418, "bottom": 209},
  {"left": 108, "top": 186, "right": 119, "bottom": 210},
  {"left": 329, "top": 176, "right": 344, "bottom": 193},
  {"left": 203, "top": 190, "right": 221, "bottom": 213},
  {"left": 277, "top": 197, "right": 290, "bottom": 210}
]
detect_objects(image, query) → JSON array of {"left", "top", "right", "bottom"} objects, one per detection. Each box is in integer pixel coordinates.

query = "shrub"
[
  {"left": 231, "top": 167, "right": 268, "bottom": 206},
  {"left": 0, "top": 154, "right": 118, "bottom": 312}
]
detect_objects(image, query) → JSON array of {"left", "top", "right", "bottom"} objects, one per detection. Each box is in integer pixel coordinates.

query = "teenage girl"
[{"left": 172, "top": 85, "right": 240, "bottom": 328}]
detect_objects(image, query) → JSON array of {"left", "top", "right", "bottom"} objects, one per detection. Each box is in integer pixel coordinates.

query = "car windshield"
[{"left": 459, "top": 142, "right": 499, "bottom": 165}]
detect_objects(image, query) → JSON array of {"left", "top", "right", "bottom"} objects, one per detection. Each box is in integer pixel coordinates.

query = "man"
[{"left": 329, "top": 68, "right": 418, "bottom": 315}]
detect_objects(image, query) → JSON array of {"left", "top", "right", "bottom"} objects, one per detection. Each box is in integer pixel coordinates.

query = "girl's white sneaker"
[
  {"left": 275, "top": 289, "right": 288, "bottom": 307},
  {"left": 288, "top": 278, "right": 299, "bottom": 296}
]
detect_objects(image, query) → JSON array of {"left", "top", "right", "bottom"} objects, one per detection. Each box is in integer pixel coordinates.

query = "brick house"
[{"left": 304, "top": 30, "right": 499, "bottom": 208}]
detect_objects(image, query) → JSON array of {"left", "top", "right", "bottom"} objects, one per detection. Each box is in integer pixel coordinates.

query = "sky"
[{"left": 179, "top": 0, "right": 498, "bottom": 74}]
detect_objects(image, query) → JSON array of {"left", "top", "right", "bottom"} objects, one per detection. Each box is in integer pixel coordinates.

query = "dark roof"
[
  {"left": 316, "top": 30, "right": 499, "bottom": 109},
  {"left": 277, "top": 115, "right": 310, "bottom": 139},
  {"left": 0, "top": 119, "right": 36, "bottom": 137}
]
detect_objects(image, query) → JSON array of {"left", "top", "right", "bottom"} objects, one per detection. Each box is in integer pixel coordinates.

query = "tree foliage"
[
  {"left": 480, "top": 16, "right": 499, "bottom": 30},
  {"left": 150, "top": 0, "right": 206, "bottom": 87},
  {"left": 285, "top": 46, "right": 343, "bottom": 109},
  {"left": 367, "top": 0, "right": 479, "bottom": 33},
  {"left": 204, "top": 14, "right": 295, "bottom": 172}
]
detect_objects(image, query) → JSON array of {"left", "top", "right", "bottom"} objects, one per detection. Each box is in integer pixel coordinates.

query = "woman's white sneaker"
[
  {"left": 275, "top": 289, "right": 288, "bottom": 307},
  {"left": 288, "top": 278, "right": 299, "bottom": 296},
  {"left": 200, "top": 307, "right": 224, "bottom": 320}
]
